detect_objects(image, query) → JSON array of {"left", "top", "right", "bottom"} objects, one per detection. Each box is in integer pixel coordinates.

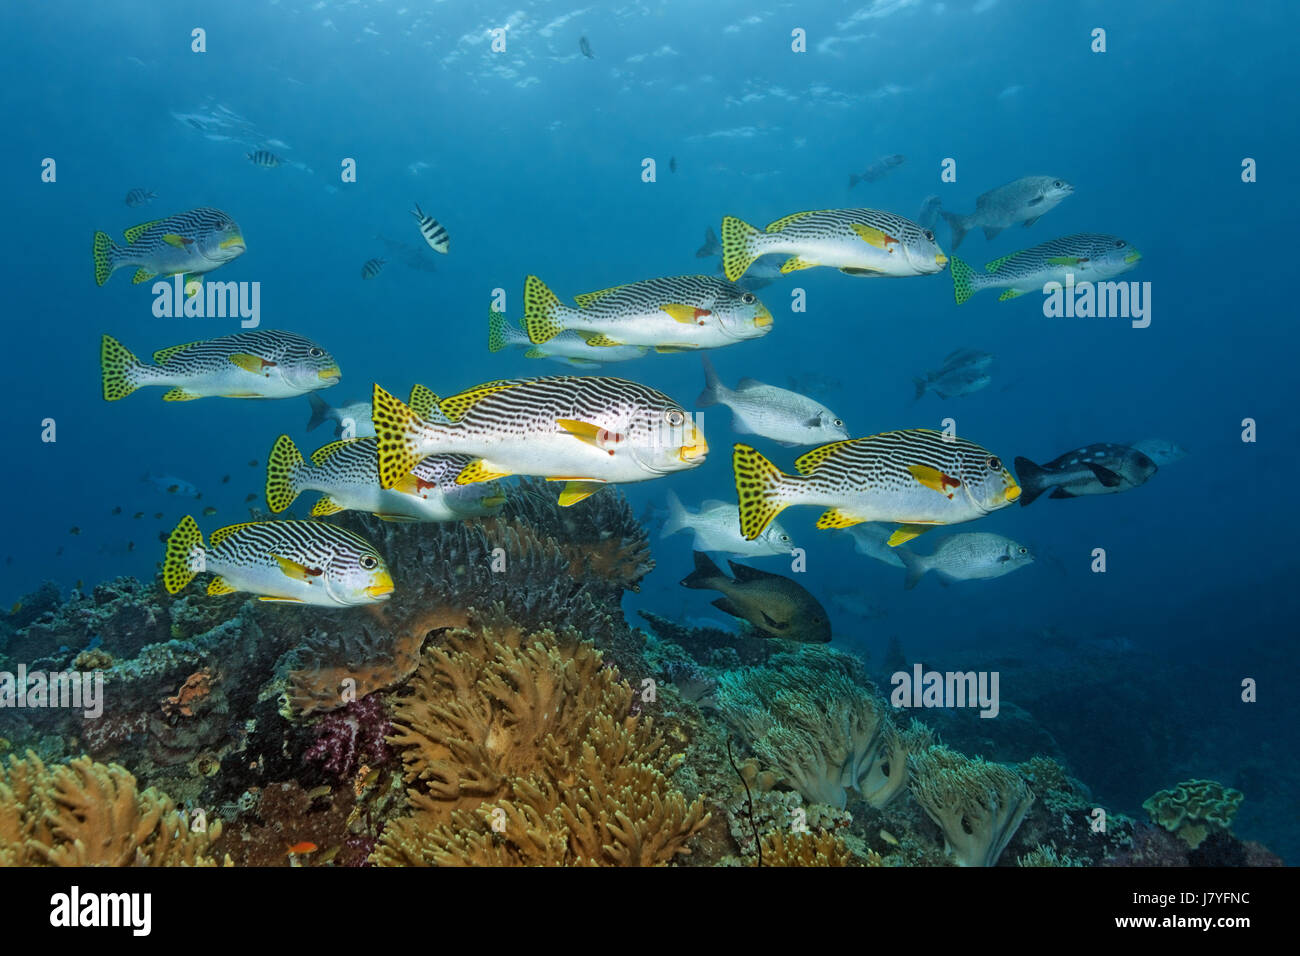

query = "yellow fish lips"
[
  {"left": 753, "top": 305, "right": 773, "bottom": 328},
  {"left": 679, "top": 423, "right": 709, "bottom": 462},
  {"left": 1003, "top": 473, "right": 1022, "bottom": 503},
  {"left": 219, "top": 235, "right": 246, "bottom": 252},
  {"left": 364, "top": 570, "right": 395, "bottom": 599},
  {"left": 1124, "top": 249, "right": 1142, "bottom": 264},
  {"left": 934, "top": 252, "right": 949, "bottom": 267},
  {"left": 318, "top": 366, "right": 342, "bottom": 382}
]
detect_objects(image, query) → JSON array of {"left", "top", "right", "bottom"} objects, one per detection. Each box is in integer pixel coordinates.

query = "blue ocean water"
[{"left": 3, "top": 0, "right": 1297, "bottom": 859}]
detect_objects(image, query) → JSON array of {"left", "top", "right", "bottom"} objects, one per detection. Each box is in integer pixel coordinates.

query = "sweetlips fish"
[
  {"left": 940, "top": 175, "right": 1074, "bottom": 249},
  {"left": 93, "top": 207, "right": 244, "bottom": 288},
  {"left": 695, "top": 226, "right": 784, "bottom": 290},
  {"left": 522, "top": 275, "right": 772, "bottom": 351},
  {"left": 913, "top": 348, "right": 995, "bottom": 401},
  {"left": 163, "top": 515, "right": 393, "bottom": 606},
  {"left": 733, "top": 429, "right": 1021, "bottom": 545},
  {"left": 680, "top": 551, "right": 831, "bottom": 643},
  {"left": 371, "top": 376, "right": 707, "bottom": 506},
  {"left": 266, "top": 435, "right": 505, "bottom": 522},
  {"left": 721, "top": 208, "right": 948, "bottom": 281},
  {"left": 896, "top": 532, "right": 1034, "bottom": 590},
  {"left": 698, "top": 355, "right": 848, "bottom": 446},
  {"left": 662, "top": 489, "right": 793, "bottom": 557},
  {"left": 950, "top": 234, "right": 1141, "bottom": 304},
  {"left": 101, "top": 330, "right": 340, "bottom": 401},
  {"left": 1014, "top": 443, "right": 1158, "bottom": 507},
  {"left": 488, "top": 310, "right": 647, "bottom": 366}
]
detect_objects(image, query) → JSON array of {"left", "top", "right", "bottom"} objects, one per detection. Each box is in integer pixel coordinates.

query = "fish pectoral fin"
[
  {"left": 759, "top": 611, "right": 789, "bottom": 630},
  {"left": 849, "top": 223, "right": 898, "bottom": 250},
  {"left": 257, "top": 596, "right": 305, "bottom": 603},
  {"left": 1045, "top": 256, "right": 1085, "bottom": 266},
  {"left": 162, "top": 233, "right": 193, "bottom": 249},
  {"left": 132, "top": 268, "right": 157, "bottom": 284},
  {"left": 816, "top": 508, "right": 866, "bottom": 529},
  {"left": 575, "top": 332, "right": 624, "bottom": 347},
  {"left": 839, "top": 267, "right": 884, "bottom": 276},
  {"left": 457, "top": 459, "right": 512, "bottom": 485},
  {"left": 557, "top": 480, "right": 604, "bottom": 507},
  {"left": 556, "top": 418, "right": 621, "bottom": 448},
  {"left": 660, "top": 303, "right": 710, "bottom": 324},
  {"left": 1023, "top": 215, "right": 1042, "bottom": 227},
  {"left": 229, "top": 353, "right": 272, "bottom": 373},
  {"left": 888, "top": 524, "right": 931, "bottom": 547},
  {"left": 908, "top": 463, "right": 962, "bottom": 498},
  {"left": 273, "top": 554, "right": 323, "bottom": 581},
  {"left": 781, "top": 256, "right": 817, "bottom": 273},
  {"left": 710, "top": 596, "right": 744, "bottom": 619},
  {"left": 998, "top": 289, "right": 1026, "bottom": 301},
  {"left": 310, "top": 495, "right": 345, "bottom": 516},
  {"left": 162, "top": 388, "right": 200, "bottom": 402},
  {"left": 206, "top": 576, "right": 237, "bottom": 595},
  {"left": 1088, "top": 463, "right": 1124, "bottom": 487}
]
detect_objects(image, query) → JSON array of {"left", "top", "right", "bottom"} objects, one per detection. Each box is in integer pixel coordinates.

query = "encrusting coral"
[
  {"left": 1142, "top": 779, "right": 1243, "bottom": 849},
  {"left": 372, "top": 605, "right": 708, "bottom": 866},
  {"left": 0, "top": 751, "right": 227, "bottom": 866},
  {"left": 908, "top": 744, "right": 1035, "bottom": 867}
]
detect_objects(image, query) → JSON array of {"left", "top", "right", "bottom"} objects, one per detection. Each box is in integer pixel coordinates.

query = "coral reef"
[
  {"left": 0, "top": 751, "right": 226, "bottom": 866},
  {"left": 760, "top": 828, "right": 856, "bottom": 867},
  {"left": 302, "top": 695, "right": 391, "bottom": 780},
  {"left": 1017, "top": 843, "right": 1086, "bottom": 867},
  {"left": 372, "top": 605, "right": 708, "bottom": 865},
  {"left": 908, "top": 745, "right": 1035, "bottom": 867},
  {"left": 1142, "top": 779, "right": 1243, "bottom": 849}
]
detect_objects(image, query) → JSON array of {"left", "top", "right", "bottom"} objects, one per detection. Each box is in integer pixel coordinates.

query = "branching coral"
[
  {"left": 1142, "top": 779, "right": 1243, "bottom": 849},
  {"left": 716, "top": 647, "right": 889, "bottom": 809},
  {"left": 0, "top": 751, "right": 227, "bottom": 866},
  {"left": 760, "top": 828, "right": 856, "bottom": 867},
  {"left": 372, "top": 605, "right": 708, "bottom": 866},
  {"left": 908, "top": 745, "right": 1035, "bottom": 867}
]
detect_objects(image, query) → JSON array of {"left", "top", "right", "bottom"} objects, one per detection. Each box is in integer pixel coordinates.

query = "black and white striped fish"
[
  {"left": 361, "top": 258, "right": 386, "bottom": 280},
  {"left": 266, "top": 433, "right": 506, "bottom": 522},
  {"left": 92, "top": 206, "right": 244, "bottom": 287},
  {"left": 163, "top": 515, "right": 393, "bottom": 606},
  {"left": 124, "top": 188, "right": 157, "bottom": 207},
  {"left": 411, "top": 203, "right": 449, "bottom": 254},
  {"left": 247, "top": 150, "right": 282, "bottom": 168},
  {"left": 100, "top": 330, "right": 341, "bottom": 401},
  {"left": 733, "top": 429, "right": 1021, "bottom": 545},
  {"left": 371, "top": 375, "right": 707, "bottom": 506}
]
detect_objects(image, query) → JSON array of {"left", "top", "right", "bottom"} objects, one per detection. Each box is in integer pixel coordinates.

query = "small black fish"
[
  {"left": 167, "top": 484, "right": 179, "bottom": 494},
  {"left": 221, "top": 474, "right": 231, "bottom": 484},
  {"left": 127, "top": 541, "right": 136, "bottom": 552},
  {"left": 579, "top": 36, "right": 593, "bottom": 59},
  {"left": 69, "top": 527, "right": 80, "bottom": 535},
  {"left": 133, "top": 511, "right": 144, "bottom": 519},
  {"left": 244, "top": 493, "right": 257, "bottom": 503},
  {"left": 248, "top": 460, "right": 258, "bottom": 468},
  {"left": 361, "top": 258, "right": 386, "bottom": 280},
  {"left": 247, "top": 150, "right": 282, "bottom": 168},
  {"left": 203, "top": 506, "right": 218, "bottom": 517},
  {"left": 112, "top": 506, "right": 122, "bottom": 515},
  {"left": 125, "top": 188, "right": 157, "bottom": 207},
  {"left": 669, "top": 156, "right": 677, "bottom": 174},
  {"left": 1014, "top": 443, "right": 1158, "bottom": 507},
  {"left": 153, "top": 512, "right": 163, "bottom": 519},
  {"left": 158, "top": 531, "right": 169, "bottom": 544}
]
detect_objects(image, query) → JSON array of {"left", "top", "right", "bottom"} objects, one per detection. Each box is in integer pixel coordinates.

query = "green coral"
[
  {"left": 909, "top": 745, "right": 1035, "bottom": 867},
  {"left": 1017, "top": 843, "right": 1085, "bottom": 867},
  {"left": 1142, "top": 779, "right": 1243, "bottom": 849}
]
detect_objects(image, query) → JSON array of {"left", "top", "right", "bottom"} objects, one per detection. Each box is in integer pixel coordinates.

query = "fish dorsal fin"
[
  {"left": 407, "top": 383, "right": 441, "bottom": 419},
  {"left": 209, "top": 522, "right": 259, "bottom": 549},
  {"left": 123, "top": 219, "right": 164, "bottom": 243},
  {"left": 765, "top": 210, "right": 824, "bottom": 233},
  {"left": 153, "top": 341, "right": 201, "bottom": 364},
  {"left": 438, "top": 381, "right": 519, "bottom": 421},
  {"left": 734, "top": 377, "right": 765, "bottom": 391},
  {"left": 726, "top": 560, "right": 777, "bottom": 583},
  {"left": 310, "top": 439, "right": 361, "bottom": 466},
  {"left": 794, "top": 439, "right": 859, "bottom": 475},
  {"left": 984, "top": 252, "right": 1019, "bottom": 274},
  {"left": 573, "top": 285, "right": 627, "bottom": 308}
]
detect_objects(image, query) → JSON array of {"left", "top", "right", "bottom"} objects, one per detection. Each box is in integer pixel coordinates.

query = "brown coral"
[
  {"left": 0, "top": 751, "right": 227, "bottom": 866},
  {"left": 161, "top": 669, "right": 212, "bottom": 719},
  {"left": 372, "top": 605, "right": 708, "bottom": 866},
  {"left": 760, "top": 828, "right": 856, "bottom": 867}
]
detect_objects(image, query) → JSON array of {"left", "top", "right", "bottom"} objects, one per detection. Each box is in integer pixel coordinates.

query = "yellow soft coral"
[{"left": 908, "top": 745, "right": 1035, "bottom": 867}]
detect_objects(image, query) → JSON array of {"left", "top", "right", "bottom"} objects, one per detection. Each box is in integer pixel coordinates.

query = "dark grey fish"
[
  {"left": 680, "top": 551, "right": 831, "bottom": 643},
  {"left": 125, "top": 188, "right": 157, "bottom": 207},
  {"left": 916, "top": 195, "right": 942, "bottom": 230},
  {"left": 1014, "top": 443, "right": 1157, "bottom": 507},
  {"left": 579, "top": 36, "right": 593, "bottom": 58},
  {"left": 361, "top": 258, "right": 386, "bottom": 280},
  {"left": 696, "top": 226, "right": 720, "bottom": 258},
  {"left": 913, "top": 348, "right": 995, "bottom": 400},
  {"left": 669, "top": 156, "right": 677, "bottom": 174},
  {"left": 941, "top": 175, "right": 1074, "bottom": 249},
  {"left": 848, "top": 154, "right": 904, "bottom": 188},
  {"left": 373, "top": 234, "right": 438, "bottom": 274}
]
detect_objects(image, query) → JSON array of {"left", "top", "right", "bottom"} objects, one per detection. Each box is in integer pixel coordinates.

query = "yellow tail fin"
[
  {"left": 487, "top": 309, "right": 509, "bottom": 353},
  {"left": 522, "top": 275, "right": 567, "bottom": 344},
  {"left": 732, "top": 443, "right": 794, "bottom": 540},
  {"left": 100, "top": 334, "right": 143, "bottom": 401},
  {"left": 720, "top": 216, "right": 763, "bottom": 282},
  {"left": 372, "top": 383, "right": 426, "bottom": 490},
  {"left": 266, "top": 435, "right": 305, "bottom": 513},
  {"left": 163, "top": 515, "right": 204, "bottom": 594},
  {"left": 92, "top": 231, "right": 117, "bottom": 286}
]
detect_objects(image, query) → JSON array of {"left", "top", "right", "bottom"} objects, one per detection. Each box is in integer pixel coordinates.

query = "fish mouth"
[
  {"left": 219, "top": 236, "right": 246, "bottom": 252},
  {"left": 1124, "top": 250, "right": 1142, "bottom": 264},
  {"left": 364, "top": 575, "right": 395, "bottom": 599},
  {"left": 318, "top": 366, "right": 342, "bottom": 381},
  {"left": 679, "top": 427, "right": 709, "bottom": 463},
  {"left": 753, "top": 307, "right": 773, "bottom": 329},
  {"left": 1003, "top": 479, "right": 1022, "bottom": 503},
  {"left": 934, "top": 253, "right": 949, "bottom": 268}
]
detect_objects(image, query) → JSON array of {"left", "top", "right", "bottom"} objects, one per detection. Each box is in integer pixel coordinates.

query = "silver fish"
[
  {"left": 951, "top": 234, "right": 1140, "bottom": 304},
  {"left": 913, "top": 349, "right": 995, "bottom": 400},
  {"left": 662, "top": 489, "right": 793, "bottom": 557},
  {"left": 897, "top": 532, "right": 1034, "bottom": 589},
  {"left": 843, "top": 523, "right": 905, "bottom": 568},
  {"left": 698, "top": 355, "right": 848, "bottom": 446},
  {"left": 306, "top": 394, "right": 377, "bottom": 438},
  {"left": 849, "top": 154, "right": 905, "bottom": 188},
  {"left": 941, "top": 175, "right": 1074, "bottom": 249}
]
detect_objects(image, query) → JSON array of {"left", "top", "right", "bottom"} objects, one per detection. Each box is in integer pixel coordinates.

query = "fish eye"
[
  {"left": 308, "top": 347, "right": 324, "bottom": 358},
  {"left": 780, "top": 534, "right": 791, "bottom": 543},
  {"left": 665, "top": 409, "right": 685, "bottom": 427},
  {"left": 1114, "top": 239, "right": 1126, "bottom": 247},
  {"left": 832, "top": 418, "right": 843, "bottom": 428},
  {"left": 923, "top": 229, "right": 934, "bottom": 242},
  {"left": 986, "top": 455, "right": 1002, "bottom": 471},
  {"left": 1054, "top": 180, "right": 1064, "bottom": 188},
  {"left": 740, "top": 292, "right": 756, "bottom": 304},
  {"left": 359, "top": 555, "right": 378, "bottom": 570},
  {"left": 1018, "top": 547, "right": 1028, "bottom": 554}
]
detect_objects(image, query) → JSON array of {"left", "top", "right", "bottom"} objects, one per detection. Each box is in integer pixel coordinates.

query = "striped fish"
[
  {"left": 488, "top": 310, "right": 648, "bottom": 367},
  {"left": 247, "top": 150, "right": 282, "bottom": 167},
  {"left": 371, "top": 376, "right": 707, "bottom": 506},
  {"left": 361, "top": 258, "right": 386, "bottom": 280},
  {"left": 124, "top": 188, "right": 156, "bottom": 208},
  {"left": 950, "top": 234, "right": 1141, "bottom": 304},
  {"left": 523, "top": 274, "right": 773, "bottom": 350},
  {"left": 101, "top": 330, "right": 341, "bottom": 402},
  {"left": 266, "top": 433, "right": 505, "bottom": 522},
  {"left": 411, "top": 203, "right": 449, "bottom": 253},
  {"left": 721, "top": 208, "right": 948, "bottom": 281},
  {"left": 163, "top": 516, "right": 393, "bottom": 606},
  {"left": 733, "top": 429, "right": 1021, "bottom": 545},
  {"left": 93, "top": 207, "right": 244, "bottom": 287}
]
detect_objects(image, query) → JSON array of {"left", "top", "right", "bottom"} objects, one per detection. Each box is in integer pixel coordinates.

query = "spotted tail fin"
[
  {"left": 720, "top": 216, "right": 763, "bottom": 282},
  {"left": 92, "top": 231, "right": 121, "bottom": 286},
  {"left": 266, "top": 435, "right": 306, "bottom": 513},
  {"left": 372, "top": 383, "right": 428, "bottom": 490},
  {"left": 101, "top": 334, "right": 145, "bottom": 401},
  {"left": 732, "top": 443, "right": 796, "bottom": 540},
  {"left": 522, "top": 275, "right": 568, "bottom": 344},
  {"left": 163, "top": 516, "right": 204, "bottom": 595}
]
